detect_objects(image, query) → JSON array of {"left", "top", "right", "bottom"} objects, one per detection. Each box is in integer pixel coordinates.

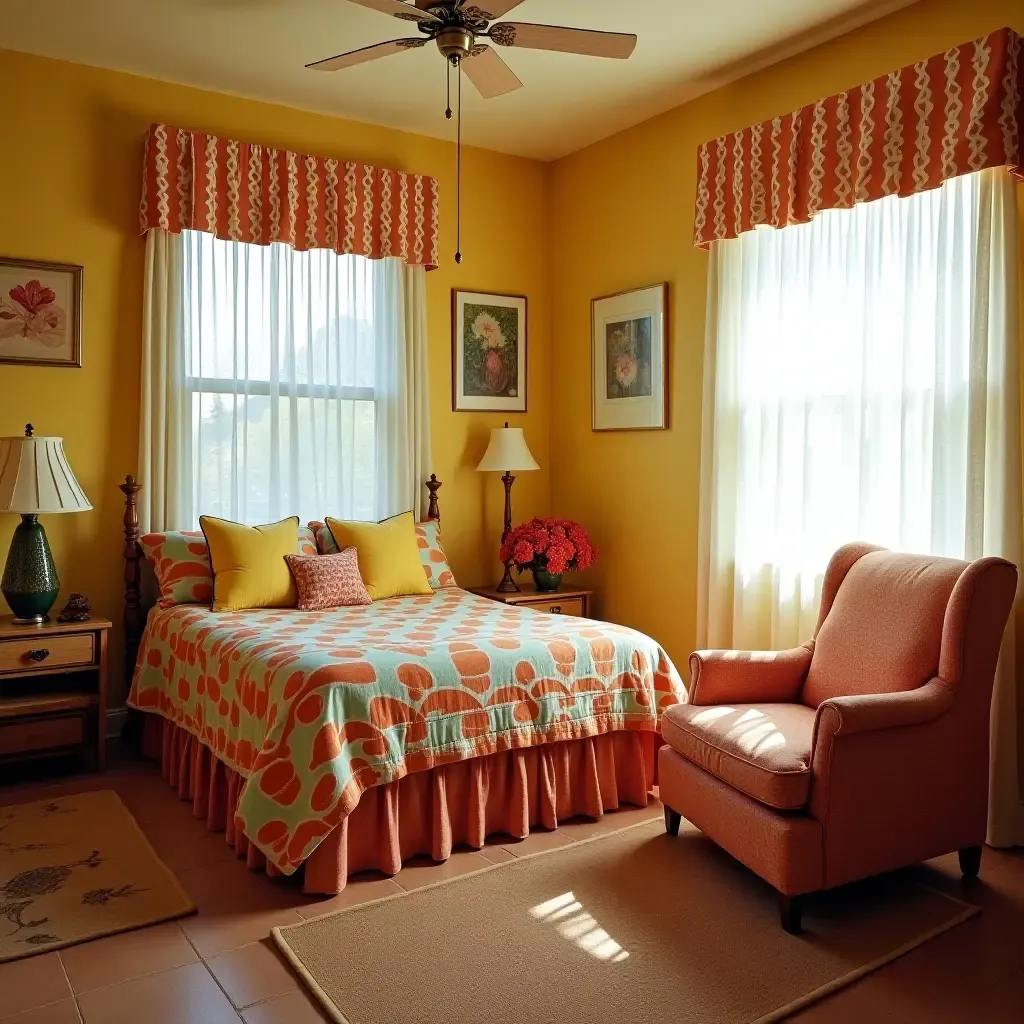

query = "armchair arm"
[
  {"left": 687, "top": 643, "right": 814, "bottom": 706},
  {"left": 808, "top": 679, "right": 966, "bottom": 874},
  {"left": 812, "top": 678, "right": 955, "bottom": 741}
]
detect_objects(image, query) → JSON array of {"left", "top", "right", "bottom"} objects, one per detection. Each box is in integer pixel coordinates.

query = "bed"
[{"left": 121, "top": 475, "right": 687, "bottom": 892}]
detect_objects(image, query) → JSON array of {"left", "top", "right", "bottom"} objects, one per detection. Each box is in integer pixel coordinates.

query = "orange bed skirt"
[{"left": 144, "top": 715, "right": 660, "bottom": 893}]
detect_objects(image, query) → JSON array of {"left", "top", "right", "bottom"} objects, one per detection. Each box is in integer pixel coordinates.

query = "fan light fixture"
[{"left": 307, "top": 1, "right": 637, "bottom": 264}]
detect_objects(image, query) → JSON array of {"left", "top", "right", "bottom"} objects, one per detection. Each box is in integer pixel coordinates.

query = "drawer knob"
[
  {"left": 549, "top": 605, "right": 562, "bottom": 614},
  {"left": 27, "top": 648, "right": 51, "bottom": 662}
]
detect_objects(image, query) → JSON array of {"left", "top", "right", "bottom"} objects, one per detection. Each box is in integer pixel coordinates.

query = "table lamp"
[
  {"left": 0, "top": 425, "right": 92, "bottom": 623},
  {"left": 476, "top": 423, "right": 539, "bottom": 592}
]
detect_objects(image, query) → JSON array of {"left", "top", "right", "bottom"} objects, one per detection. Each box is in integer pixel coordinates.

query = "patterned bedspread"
[{"left": 128, "top": 588, "right": 686, "bottom": 873}]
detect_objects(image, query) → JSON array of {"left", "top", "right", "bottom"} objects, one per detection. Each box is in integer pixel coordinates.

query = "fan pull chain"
[
  {"left": 445, "top": 59, "right": 452, "bottom": 121},
  {"left": 455, "top": 61, "right": 463, "bottom": 264}
]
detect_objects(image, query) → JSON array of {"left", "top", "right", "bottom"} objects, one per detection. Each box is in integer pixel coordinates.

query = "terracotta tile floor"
[{"left": 1, "top": 747, "right": 1022, "bottom": 1023}]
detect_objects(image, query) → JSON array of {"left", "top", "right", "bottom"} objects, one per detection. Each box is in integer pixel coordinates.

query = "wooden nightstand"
[
  {"left": 469, "top": 585, "right": 593, "bottom": 618},
  {"left": 0, "top": 615, "right": 111, "bottom": 771}
]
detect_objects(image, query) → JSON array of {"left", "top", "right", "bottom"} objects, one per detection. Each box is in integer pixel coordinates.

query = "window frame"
[{"left": 185, "top": 377, "right": 375, "bottom": 402}]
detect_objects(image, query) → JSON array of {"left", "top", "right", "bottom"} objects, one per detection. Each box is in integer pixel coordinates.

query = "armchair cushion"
[
  {"left": 662, "top": 702, "right": 815, "bottom": 810},
  {"left": 688, "top": 644, "right": 813, "bottom": 706}
]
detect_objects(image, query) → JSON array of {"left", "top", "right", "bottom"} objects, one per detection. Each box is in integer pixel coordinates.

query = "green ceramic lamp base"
[{"left": 2, "top": 514, "right": 60, "bottom": 624}]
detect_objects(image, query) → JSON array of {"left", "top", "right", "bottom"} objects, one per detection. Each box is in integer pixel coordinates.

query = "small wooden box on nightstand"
[
  {"left": 0, "top": 615, "right": 111, "bottom": 771},
  {"left": 469, "top": 584, "right": 593, "bottom": 618}
]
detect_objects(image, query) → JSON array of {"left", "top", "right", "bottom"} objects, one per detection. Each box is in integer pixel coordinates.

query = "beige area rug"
[
  {"left": 274, "top": 818, "right": 978, "bottom": 1024},
  {"left": 0, "top": 790, "right": 195, "bottom": 962}
]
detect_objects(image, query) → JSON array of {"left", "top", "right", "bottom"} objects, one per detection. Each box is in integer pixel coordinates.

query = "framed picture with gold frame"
[
  {"left": 591, "top": 283, "right": 668, "bottom": 431},
  {"left": 0, "top": 257, "right": 83, "bottom": 368}
]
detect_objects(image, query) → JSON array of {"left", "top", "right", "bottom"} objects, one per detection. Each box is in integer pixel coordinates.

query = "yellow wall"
[
  {"left": 548, "top": 0, "right": 1024, "bottom": 672},
  {"left": 0, "top": 49, "right": 551, "bottom": 704},
  {"left": 2, "top": 0, "right": 1022, "bottom": 710}
]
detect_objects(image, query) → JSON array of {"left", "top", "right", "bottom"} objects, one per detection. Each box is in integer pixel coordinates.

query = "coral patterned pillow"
[
  {"left": 285, "top": 548, "right": 372, "bottom": 610},
  {"left": 296, "top": 526, "right": 319, "bottom": 556},
  {"left": 415, "top": 519, "right": 457, "bottom": 589},
  {"left": 140, "top": 531, "right": 210, "bottom": 607},
  {"left": 308, "top": 521, "right": 338, "bottom": 555},
  {"left": 308, "top": 518, "right": 457, "bottom": 588},
  {"left": 142, "top": 526, "right": 319, "bottom": 607}
]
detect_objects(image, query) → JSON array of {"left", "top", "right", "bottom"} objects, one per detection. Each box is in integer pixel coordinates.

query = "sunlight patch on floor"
[{"left": 530, "top": 891, "right": 629, "bottom": 963}]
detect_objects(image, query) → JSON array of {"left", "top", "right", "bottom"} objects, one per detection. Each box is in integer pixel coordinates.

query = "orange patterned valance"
[
  {"left": 139, "top": 124, "right": 440, "bottom": 269},
  {"left": 693, "top": 27, "right": 1022, "bottom": 247}
]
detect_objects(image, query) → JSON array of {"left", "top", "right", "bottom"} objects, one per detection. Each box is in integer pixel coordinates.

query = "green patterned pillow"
[{"left": 415, "top": 519, "right": 457, "bottom": 589}]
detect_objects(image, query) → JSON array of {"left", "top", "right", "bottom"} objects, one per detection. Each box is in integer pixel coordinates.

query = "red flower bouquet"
[{"left": 500, "top": 518, "right": 597, "bottom": 590}]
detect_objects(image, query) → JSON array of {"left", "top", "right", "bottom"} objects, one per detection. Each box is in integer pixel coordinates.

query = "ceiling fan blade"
[
  {"left": 415, "top": 1, "right": 526, "bottom": 14},
  {"left": 457, "top": 1, "right": 527, "bottom": 16},
  {"left": 461, "top": 44, "right": 523, "bottom": 98},
  {"left": 345, "top": 0, "right": 440, "bottom": 24},
  {"left": 306, "top": 37, "right": 426, "bottom": 71},
  {"left": 490, "top": 23, "right": 637, "bottom": 59}
]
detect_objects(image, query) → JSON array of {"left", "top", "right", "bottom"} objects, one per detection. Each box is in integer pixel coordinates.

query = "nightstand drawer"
[
  {"left": 0, "top": 713, "right": 85, "bottom": 755},
  {"left": 0, "top": 633, "right": 96, "bottom": 674},
  {"left": 528, "top": 597, "right": 586, "bottom": 617}
]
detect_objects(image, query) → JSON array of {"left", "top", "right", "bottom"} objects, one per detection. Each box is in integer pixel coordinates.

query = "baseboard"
[{"left": 106, "top": 707, "right": 128, "bottom": 739}]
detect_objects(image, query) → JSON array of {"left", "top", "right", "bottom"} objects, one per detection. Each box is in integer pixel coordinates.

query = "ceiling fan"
[
  {"left": 307, "top": 1, "right": 638, "bottom": 262},
  {"left": 308, "top": 1, "right": 637, "bottom": 98}
]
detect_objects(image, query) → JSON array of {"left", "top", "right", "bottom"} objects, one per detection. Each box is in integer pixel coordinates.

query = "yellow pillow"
[
  {"left": 199, "top": 516, "right": 300, "bottom": 612},
  {"left": 325, "top": 511, "right": 433, "bottom": 601}
]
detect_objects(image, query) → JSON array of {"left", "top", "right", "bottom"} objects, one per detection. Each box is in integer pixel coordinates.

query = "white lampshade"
[
  {"left": 476, "top": 425, "right": 539, "bottom": 473},
  {"left": 0, "top": 434, "right": 92, "bottom": 514}
]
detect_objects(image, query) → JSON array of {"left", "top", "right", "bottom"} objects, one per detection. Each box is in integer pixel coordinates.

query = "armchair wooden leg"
[
  {"left": 958, "top": 845, "right": 982, "bottom": 880},
  {"left": 664, "top": 806, "right": 682, "bottom": 836},
  {"left": 779, "top": 893, "right": 804, "bottom": 934}
]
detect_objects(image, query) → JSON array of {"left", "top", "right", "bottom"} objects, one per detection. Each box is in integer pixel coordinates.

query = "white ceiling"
[{"left": 0, "top": 0, "right": 916, "bottom": 161}]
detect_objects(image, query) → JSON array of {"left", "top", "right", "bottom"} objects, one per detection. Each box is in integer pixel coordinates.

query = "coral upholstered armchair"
[{"left": 659, "top": 543, "right": 1017, "bottom": 932}]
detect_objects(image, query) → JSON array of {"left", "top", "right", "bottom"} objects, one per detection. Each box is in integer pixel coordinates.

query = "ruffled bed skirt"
[{"left": 144, "top": 715, "right": 660, "bottom": 893}]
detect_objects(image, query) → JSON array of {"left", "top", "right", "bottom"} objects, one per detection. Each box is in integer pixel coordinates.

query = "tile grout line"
[
  {"left": 192, "top": 946, "right": 247, "bottom": 1019},
  {"left": 0, "top": 995, "right": 80, "bottom": 1024},
  {"left": 180, "top": 920, "right": 295, "bottom": 1017},
  {"left": 55, "top": 922, "right": 201, "bottom": 1002},
  {"left": 176, "top": 920, "right": 246, "bottom": 1013},
  {"left": 182, "top": 907, "right": 308, "bottom": 960},
  {"left": 54, "top": 952, "right": 84, "bottom": 1023}
]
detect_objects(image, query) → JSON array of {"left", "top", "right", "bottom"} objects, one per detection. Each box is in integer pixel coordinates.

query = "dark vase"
[{"left": 532, "top": 567, "right": 563, "bottom": 592}]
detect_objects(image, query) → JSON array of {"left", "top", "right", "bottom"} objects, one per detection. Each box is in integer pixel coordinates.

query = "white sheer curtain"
[
  {"left": 698, "top": 167, "right": 1023, "bottom": 845},
  {"left": 139, "top": 228, "right": 431, "bottom": 532},
  {"left": 138, "top": 228, "right": 188, "bottom": 532}
]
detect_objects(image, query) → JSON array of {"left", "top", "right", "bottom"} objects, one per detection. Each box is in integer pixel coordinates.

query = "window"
[
  {"left": 702, "top": 169, "right": 1016, "bottom": 647},
  {"left": 182, "top": 230, "right": 378, "bottom": 526}
]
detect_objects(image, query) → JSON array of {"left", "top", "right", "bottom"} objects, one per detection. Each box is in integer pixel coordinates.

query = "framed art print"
[
  {"left": 0, "top": 257, "right": 83, "bottom": 367},
  {"left": 452, "top": 290, "right": 527, "bottom": 412},
  {"left": 592, "top": 283, "right": 668, "bottom": 431}
]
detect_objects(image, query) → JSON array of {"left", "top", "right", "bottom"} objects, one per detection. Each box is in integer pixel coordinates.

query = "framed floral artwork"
[
  {"left": 592, "top": 283, "right": 668, "bottom": 431},
  {"left": 452, "top": 290, "right": 527, "bottom": 412},
  {"left": 0, "top": 258, "right": 83, "bottom": 367}
]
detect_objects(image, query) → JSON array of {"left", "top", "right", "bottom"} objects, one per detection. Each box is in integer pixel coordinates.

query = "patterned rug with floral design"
[{"left": 0, "top": 790, "right": 195, "bottom": 962}]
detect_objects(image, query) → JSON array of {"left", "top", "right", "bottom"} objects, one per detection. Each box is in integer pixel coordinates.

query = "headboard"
[{"left": 119, "top": 473, "right": 444, "bottom": 687}]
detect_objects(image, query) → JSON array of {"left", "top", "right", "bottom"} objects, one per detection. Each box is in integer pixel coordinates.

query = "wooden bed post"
[
  {"left": 119, "top": 474, "right": 143, "bottom": 687},
  {"left": 426, "top": 474, "right": 442, "bottom": 523}
]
